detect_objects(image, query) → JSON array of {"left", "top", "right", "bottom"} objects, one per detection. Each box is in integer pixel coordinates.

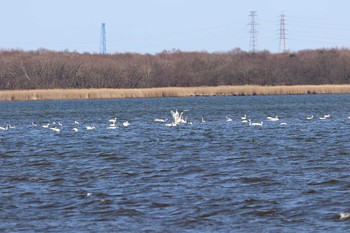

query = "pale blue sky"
[{"left": 1, "top": 0, "right": 350, "bottom": 54}]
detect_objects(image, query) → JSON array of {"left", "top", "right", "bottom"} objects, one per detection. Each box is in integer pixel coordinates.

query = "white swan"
[
  {"left": 86, "top": 126, "right": 95, "bottom": 130},
  {"left": 154, "top": 118, "right": 167, "bottom": 122},
  {"left": 123, "top": 121, "right": 130, "bottom": 127},
  {"left": 72, "top": 128, "right": 79, "bottom": 132},
  {"left": 267, "top": 116, "right": 279, "bottom": 121},
  {"left": 169, "top": 110, "right": 187, "bottom": 125},
  {"left": 109, "top": 118, "right": 117, "bottom": 124},
  {"left": 171, "top": 110, "right": 187, "bottom": 124},
  {"left": 306, "top": 116, "right": 314, "bottom": 120},
  {"left": 241, "top": 114, "right": 247, "bottom": 120},
  {"left": 280, "top": 122, "right": 287, "bottom": 125},
  {"left": 201, "top": 117, "right": 205, "bottom": 123},
  {"left": 42, "top": 123, "right": 50, "bottom": 128},
  {"left": 0, "top": 125, "right": 8, "bottom": 130},
  {"left": 319, "top": 114, "right": 330, "bottom": 120},
  {"left": 107, "top": 120, "right": 118, "bottom": 128},
  {"left": 339, "top": 212, "right": 350, "bottom": 220},
  {"left": 249, "top": 119, "right": 263, "bottom": 126},
  {"left": 50, "top": 126, "right": 60, "bottom": 132},
  {"left": 226, "top": 117, "right": 233, "bottom": 122},
  {"left": 74, "top": 121, "right": 80, "bottom": 125},
  {"left": 165, "top": 122, "right": 178, "bottom": 127}
]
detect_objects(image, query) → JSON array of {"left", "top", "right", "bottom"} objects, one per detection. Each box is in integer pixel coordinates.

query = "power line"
[{"left": 248, "top": 11, "right": 258, "bottom": 53}]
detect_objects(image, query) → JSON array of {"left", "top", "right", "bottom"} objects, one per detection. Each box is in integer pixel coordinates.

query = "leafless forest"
[{"left": 1, "top": 48, "right": 350, "bottom": 90}]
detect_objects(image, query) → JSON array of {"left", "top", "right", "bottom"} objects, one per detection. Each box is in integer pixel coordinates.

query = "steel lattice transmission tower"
[
  {"left": 100, "top": 23, "right": 107, "bottom": 54},
  {"left": 248, "top": 11, "right": 258, "bottom": 53},
  {"left": 279, "top": 14, "right": 287, "bottom": 52}
]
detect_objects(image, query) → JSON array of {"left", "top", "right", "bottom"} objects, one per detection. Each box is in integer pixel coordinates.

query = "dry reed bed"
[{"left": 1, "top": 85, "right": 350, "bottom": 101}]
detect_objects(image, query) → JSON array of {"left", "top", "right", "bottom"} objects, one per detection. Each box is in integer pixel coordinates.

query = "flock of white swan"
[
  {"left": 0, "top": 109, "right": 349, "bottom": 133},
  {"left": 0, "top": 117, "right": 131, "bottom": 133},
  {"left": 158, "top": 110, "right": 349, "bottom": 128}
]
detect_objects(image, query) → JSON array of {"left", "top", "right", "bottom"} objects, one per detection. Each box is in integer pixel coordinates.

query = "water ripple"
[{"left": 1, "top": 95, "right": 350, "bottom": 232}]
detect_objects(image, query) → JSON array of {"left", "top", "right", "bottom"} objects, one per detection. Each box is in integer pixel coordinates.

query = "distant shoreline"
[{"left": 1, "top": 85, "right": 350, "bottom": 101}]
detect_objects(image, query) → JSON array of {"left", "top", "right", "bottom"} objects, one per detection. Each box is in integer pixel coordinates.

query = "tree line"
[{"left": 1, "top": 48, "right": 350, "bottom": 90}]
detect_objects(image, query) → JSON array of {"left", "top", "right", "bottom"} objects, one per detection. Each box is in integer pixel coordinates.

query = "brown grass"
[{"left": 1, "top": 85, "right": 350, "bottom": 101}]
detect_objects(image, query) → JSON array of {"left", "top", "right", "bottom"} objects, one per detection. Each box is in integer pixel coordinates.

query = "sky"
[{"left": 1, "top": 0, "right": 350, "bottom": 54}]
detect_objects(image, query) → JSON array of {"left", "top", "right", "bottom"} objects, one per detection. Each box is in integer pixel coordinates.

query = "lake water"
[{"left": 1, "top": 94, "right": 350, "bottom": 232}]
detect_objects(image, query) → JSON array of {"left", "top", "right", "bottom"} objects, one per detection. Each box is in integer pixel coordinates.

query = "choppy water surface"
[{"left": 1, "top": 95, "right": 350, "bottom": 232}]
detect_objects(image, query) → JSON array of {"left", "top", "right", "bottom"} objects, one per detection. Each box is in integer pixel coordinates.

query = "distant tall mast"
[
  {"left": 279, "top": 14, "right": 287, "bottom": 52},
  {"left": 248, "top": 11, "right": 258, "bottom": 53},
  {"left": 100, "top": 23, "right": 107, "bottom": 54}
]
